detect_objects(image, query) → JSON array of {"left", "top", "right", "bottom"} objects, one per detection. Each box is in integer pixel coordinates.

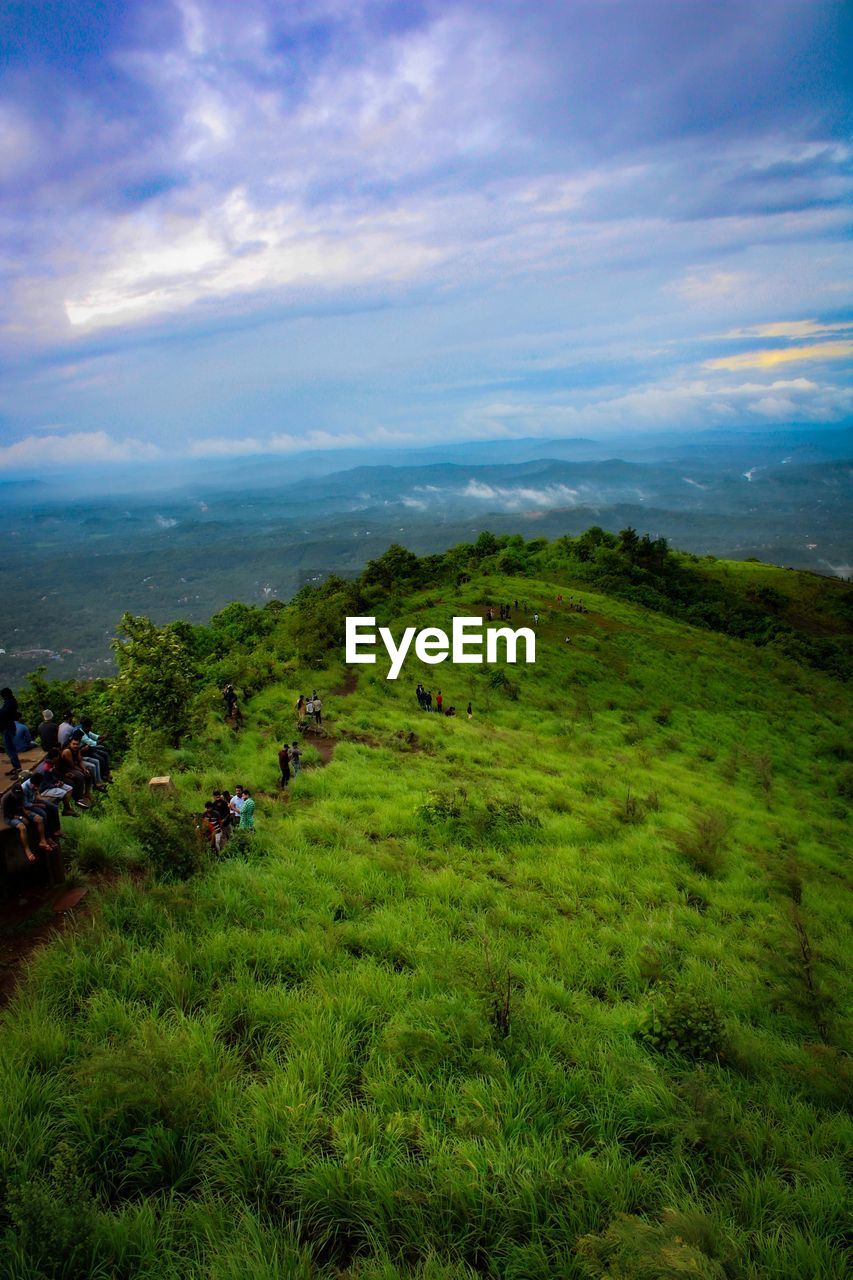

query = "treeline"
[{"left": 16, "top": 528, "right": 851, "bottom": 750}]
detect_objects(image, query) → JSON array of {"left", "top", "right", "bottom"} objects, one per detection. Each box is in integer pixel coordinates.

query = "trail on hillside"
[{"left": 302, "top": 667, "right": 360, "bottom": 765}]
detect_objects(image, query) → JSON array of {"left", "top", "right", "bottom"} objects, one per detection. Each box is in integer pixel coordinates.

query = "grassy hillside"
[{"left": 1, "top": 545, "right": 850, "bottom": 1279}]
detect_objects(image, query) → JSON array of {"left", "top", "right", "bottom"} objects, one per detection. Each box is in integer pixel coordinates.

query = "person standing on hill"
[
  {"left": 239, "top": 789, "right": 256, "bottom": 831},
  {"left": 0, "top": 688, "right": 21, "bottom": 778},
  {"left": 435, "top": 690, "right": 443, "bottom": 714},
  {"left": 305, "top": 696, "right": 315, "bottom": 722},
  {"left": 296, "top": 694, "right": 305, "bottom": 720},
  {"left": 290, "top": 742, "right": 301, "bottom": 776},
  {"left": 313, "top": 695, "right": 323, "bottom": 726},
  {"left": 202, "top": 801, "right": 222, "bottom": 851},
  {"left": 467, "top": 702, "right": 473, "bottom": 720},
  {"left": 212, "top": 790, "right": 231, "bottom": 836},
  {"left": 278, "top": 743, "right": 291, "bottom": 790},
  {"left": 230, "top": 786, "right": 245, "bottom": 821}
]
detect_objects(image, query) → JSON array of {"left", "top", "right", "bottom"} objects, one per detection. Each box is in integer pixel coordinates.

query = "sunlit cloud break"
[{"left": 0, "top": 0, "right": 850, "bottom": 456}]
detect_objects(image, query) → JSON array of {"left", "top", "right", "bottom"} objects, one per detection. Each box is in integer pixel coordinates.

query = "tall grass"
[{"left": 0, "top": 567, "right": 850, "bottom": 1278}]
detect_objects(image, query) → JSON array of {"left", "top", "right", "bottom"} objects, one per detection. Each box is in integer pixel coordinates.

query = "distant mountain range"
[{"left": 1, "top": 425, "right": 850, "bottom": 683}]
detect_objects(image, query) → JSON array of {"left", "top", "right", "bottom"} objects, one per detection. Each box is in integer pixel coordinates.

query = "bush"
[
  {"left": 417, "top": 790, "right": 539, "bottom": 845},
  {"left": 578, "top": 1208, "right": 727, "bottom": 1279},
  {"left": 640, "top": 991, "right": 726, "bottom": 1061},
  {"left": 124, "top": 791, "right": 206, "bottom": 882},
  {"left": 836, "top": 765, "right": 853, "bottom": 802},
  {"left": 672, "top": 812, "right": 728, "bottom": 876},
  {"left": 483, "top": 797, "right": 541, "bottom": 835},
  {"left": 4, "top": 1142, "right": 99, "bottom": 1278},
  {"left": 216, "top": 828, "right": 263, "bottom": 861},
  {"left": 417, "top": 789, "right": 464, "bottom": 824}
]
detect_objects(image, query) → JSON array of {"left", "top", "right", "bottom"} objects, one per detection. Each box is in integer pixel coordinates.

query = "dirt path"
[
  {"left": 301, "top": 668, "right": 360, "bottom": 766},
  {"left": 329, "top": 667, "right": 359, "bottom": 697},
  {"left": 0, "top": 883, "right": 92, "bottom": 1009}
]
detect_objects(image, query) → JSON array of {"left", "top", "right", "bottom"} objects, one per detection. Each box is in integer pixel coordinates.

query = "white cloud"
[
  {"left": 672, "top": 270, "right": 747, "bottom": 301},
  {"left": 0, "top": 431, "right": 162, "bottom": 467},
  {"left": 719, "top": 318, "right": 853, "bottom": 340},
  {"left": 63, "top": 191, "right": 446, "bottom": 329},
  {"left": 463, "top": 479, "right": 579, "bottom": 509}
]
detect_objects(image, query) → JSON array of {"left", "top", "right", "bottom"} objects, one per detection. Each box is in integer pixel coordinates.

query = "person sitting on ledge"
[
  {"left": 78, "top": 718, "right": 111, "bottom": 781},
  {"left": 59, "top": 739, "right": 96, "bottom": 802},
  {"left": 67, "top": 732, "right": 106, "bottom": 789},
  {"left": 12, "top": 720, "right": 35, "bottom": 754},
  {"left": 58, "top": 711, "right": 77, "bottom": 748},
  {"left": 37, "top": 710, "right": 59, "bottom": 752},
  {"left": 32, "top": 754, "right": 76, "bottom": 815},
  {"left": 20, "top": 773, "right": 62, "bottom": 842},
  {"left": 2, "top": 783, "right": 51, "bottom": 861}
]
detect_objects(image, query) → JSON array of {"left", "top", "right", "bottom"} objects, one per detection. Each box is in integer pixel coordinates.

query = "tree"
[
  {"left": 361, "top": 544, "right": 421, "bottom": 593},
  {"left": 112, "top": 614, "right": 196, "bottom": 743}
]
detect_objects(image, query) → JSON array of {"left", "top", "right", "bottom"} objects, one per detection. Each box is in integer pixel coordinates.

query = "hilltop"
[{"left": 0, "top": 530, "right": 850, "bottom": 1280}]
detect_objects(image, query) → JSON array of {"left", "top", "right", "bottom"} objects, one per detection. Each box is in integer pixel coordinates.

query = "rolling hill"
[{"left": 0, "top": 532, "right": 850, "bottom": 1279}]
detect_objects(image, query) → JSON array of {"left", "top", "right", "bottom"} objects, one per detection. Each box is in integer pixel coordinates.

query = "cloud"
[
  {"left": 720, "top": 318, "right": 853, "bottom": 340},
  {"left": 187, "top": 427, "right": 408, "bottom": 457},
  {"left": 0, "top": 1, "right": 850, "bottom": 451},
  {"left": 704, "top": 341, "right": 853, "bottom": 371},
  {"left": 464, "top": 375, "right": 853, "bottom": 436},
  {"left": 0, "top": 430, "right": 162, "bottom": 467},
  {"left": 675, "top": 270, "right": 746, "bottom": 301},
  {"left": 463, "top": 480, "right": 579, "bottom": 509}
]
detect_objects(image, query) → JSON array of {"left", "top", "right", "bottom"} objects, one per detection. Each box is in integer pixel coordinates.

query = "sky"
[{"left": 0, "top": 0, "right": 851, "bottom": 469}]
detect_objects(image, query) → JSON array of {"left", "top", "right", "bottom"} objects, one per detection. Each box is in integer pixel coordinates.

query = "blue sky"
[{"left": 0, "top": 0, "right": 851, "bottom": 467}]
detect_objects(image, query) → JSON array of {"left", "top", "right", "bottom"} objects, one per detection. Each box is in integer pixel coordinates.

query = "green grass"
[{"left": 1, "top": 565, "right": 850, "bottom": 1278}]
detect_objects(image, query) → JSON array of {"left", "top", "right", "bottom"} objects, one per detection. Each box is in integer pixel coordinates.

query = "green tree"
[{"left": 112, "top": 614, "right": 196, "bottom": 743}]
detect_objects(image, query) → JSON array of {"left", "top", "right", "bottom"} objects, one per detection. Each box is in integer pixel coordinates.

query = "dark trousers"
[{"left": 3, "top": 726, "right": 20, "bottom": 771}]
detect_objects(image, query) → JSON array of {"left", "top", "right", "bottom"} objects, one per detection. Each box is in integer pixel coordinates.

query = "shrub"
[
  {"left": 483, "top": 797, "right": 541, "bottom": 835},
  {"left": 672, "top": 812, "right": 728, "bottom": 876},
  {"left": 217, "top": 829, "right": 264, "bottom": 861},
  {"left": 640, "top": 991, "right": 726, "bottom": 1061},
  {"left": 836, "top": 765, "right": 853, "bottom": 802},
  {"left": 577, "top": 1208, "right": 727, "bottom": 1279},
  {"left": 4, "top": 1142, "right": 99, "bottom": 1278},
  {"left": 416, "top": 790, "right": 539, "bottom": 845},
  {"left": 124, "top": 791, "right": 206, "bottom": 882},
  {"left": 614, "top": 789, "right": 643, "bottom": 824},
  {"left": 417, "top": 789, "right": 464, "bottom": 824}
]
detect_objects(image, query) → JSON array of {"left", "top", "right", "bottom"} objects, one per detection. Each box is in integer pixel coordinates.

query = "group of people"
[
  {"left": 415, "top": 684, "right": 472, "bottom": 719},
  {"left": 294, "top": 692, "right": 323, "bottom": 725},
  {"left": 1, "top": 690, "right": 112, "bottom": 866},
  {"left": 198, "top": 785, "right": 255, "bottom": 850},
  {"left": 487, "top": 602, "right": 518, "bottom": 621}
]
